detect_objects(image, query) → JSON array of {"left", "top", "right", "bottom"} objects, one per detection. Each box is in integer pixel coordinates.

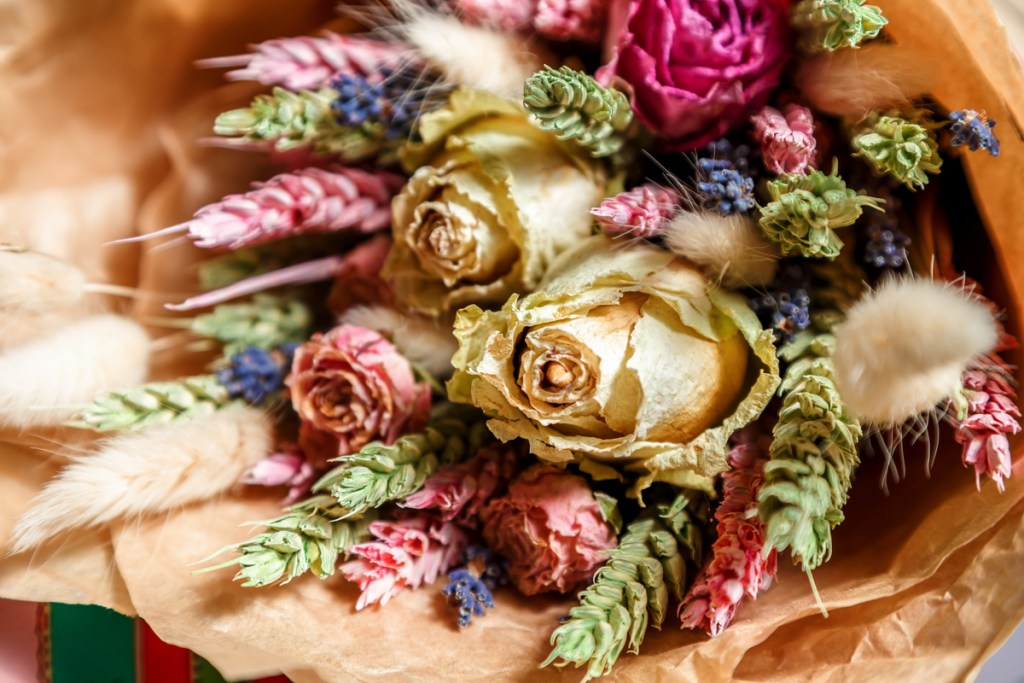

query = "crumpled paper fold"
[{"left": 0, "top": 1, "right": 1022, "bottom": 681}]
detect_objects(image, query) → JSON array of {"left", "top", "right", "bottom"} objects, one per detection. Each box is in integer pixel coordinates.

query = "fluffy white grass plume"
[
  {"left": 0, "top": 315, "right": 150, "bottom": 428},
  {"left": 795, "top": 43, "right": 929, "bottom": 118},
  {"left": 8, "top": 406, "right": 271, "bottom": 554},
  {"left": 0, "top": 249, "right": 87, "bottom": 350},
  {"left": 663, "top": 211, "right": 779, "bottom": 288},
  {"left": 341, "top": 305, "right": 457, "bottom": 377},
  {"left": 359, "top": 0, "right": 550, "bottom": 99},
  {"left": 833, "top": 278, "right": 998, "bottom": 427}
]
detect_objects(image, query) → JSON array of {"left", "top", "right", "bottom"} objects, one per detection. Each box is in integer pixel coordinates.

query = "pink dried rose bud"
[
  {"left": 341, "top": 515, "right": 468, "bottom": 610},
  {"left": 455, "top": 0, "right": 536, "bottom": 31},
  {"left": 198, "top": 33, "right": 408, "bottom": 91},
  {"left": 752, "top": 103, "right": 817, "bottom": 175},
  {"left": 480, "top": 464, "right": 617, "bottom": 595},
  {"left": 534, "top": 0, "right": 610, "bottom": 43},
  {"left": 590, "top": 184, "right": 678, "bottom": 239},
  {"left": 240, "top": 445, "right": 316, "bottom": 503},
  {"left": 401, "top": 444, "right": 520, "bottom": 525},
  {"left": 679, "top": 431, "right": 777, "bottom": 636},
  {"left": 183, "top": 167, "right": 404, "bottom": 250},
  {"left": 287, "top": 324, "right": 432, "bottom": 457},
  {"left": 599, "top": 0, "right": 791, "bottom": 150},
  {"left": 954, "top": 360, "right": 1020, "bottom": 492}
]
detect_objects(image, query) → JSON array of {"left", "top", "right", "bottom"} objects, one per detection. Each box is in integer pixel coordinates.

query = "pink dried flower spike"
[
  {"left": 187, "top": 167, "right": 404, "bottom": 250},
  {"left": 752, "top": 104, "right": 817, "bottom": 175},
  {"left": 197, "top": 33, "right": 408, "bottom": 91},
  {"left": 679, "top": 430, "right": 778, "bottom": 636},
  {"left": 166, "top": 234, "right": 391, "bottom": 312},
  {"left": 341, "top": 514, "right": 467, "bottom": 609},
  {"left": 455, "top": 0, "right": 536, "bottom": 31},
  {"left": 590, "top": 184, "right": 678, "bottom": 239},
  {"left": 954, "top": 361, "right": 1020, "bottom": 492}
]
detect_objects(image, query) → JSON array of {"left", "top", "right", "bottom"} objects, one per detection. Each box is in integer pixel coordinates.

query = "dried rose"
[
  {"left": 286, "top": 324, "right": 432, "bottom": 456},
  {"left": 383, "top": 89, "right": 606, "bottom": 316},
  {"left": 599, "top": 0, "right": 791, "bottom": 150},
  {"left": 480, "top": 464, "right": 617, "bottom": 595},
  {"left": 449, "top": 236, "right": 779, "bottom": 493}
]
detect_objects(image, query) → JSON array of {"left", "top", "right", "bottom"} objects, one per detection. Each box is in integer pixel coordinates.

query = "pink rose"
[
  {"left": 600, "top": 0, "right": 791, "bottom": 150},
  {"left": 287, "top": 324, "right": 432, "bottom": 456},
  {"left": 481, "top": 464, "right": 617, "bottom": 595}
]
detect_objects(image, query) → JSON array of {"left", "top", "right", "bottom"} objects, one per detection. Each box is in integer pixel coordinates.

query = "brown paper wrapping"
[{"left": 0, "top": 1, "right": 1022, "bottom": 680}]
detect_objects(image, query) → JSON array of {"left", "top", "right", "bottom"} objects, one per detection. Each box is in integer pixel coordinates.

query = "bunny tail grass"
[
  {"left": 341, "top": 305, "right": 457, "bottom": 378},
  {"left": 396, "top": 3, "right": 550, "bottom": 99},
  {"left": 664, "top": 212, "right": 779, "bottom": 288},
  {"left": 8, "top": 406, "right": 271, "bottom": 553},
  {"left": 832, "top": 278, "right": 998, "bottom": 427},
  {"left": 0, "top": 250, "right": 87, "bottom": 350},
  {"left": 0, "top": 315, "right": 150, "bottom": 428},
  {"left": 795, "top": 43, "right": 928, "bottom": 118}
]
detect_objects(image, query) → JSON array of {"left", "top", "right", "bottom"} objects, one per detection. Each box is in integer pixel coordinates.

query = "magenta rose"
[
  {"left": 599, "top": 0, "right": 791, "bottom": 150},
  {"left": 287, "top": 324, "right": 432, "bottom": 456},
  {"left": 481, "top": 464, "right": 617, "bottom": 595}
]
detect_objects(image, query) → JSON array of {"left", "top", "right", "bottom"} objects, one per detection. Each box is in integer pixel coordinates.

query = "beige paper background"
[{"left": 0, "top": 0, "right": 1022, "bottom": 680}]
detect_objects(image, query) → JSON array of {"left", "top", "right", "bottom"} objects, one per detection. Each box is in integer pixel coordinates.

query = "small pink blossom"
[
  {"left": 480, "top": 464, "right": 616, "bottom": 595},
  {"left": 198, "top": 33, "right": 408, "bottom": 91},
  {"left": 752, "top": 104, "right": 817, "bottom": 175},
  {"left": 679, "top": 431, "right": 777, "bottom": 636},
  {"left": 590, "top": 184, "right": 678, "bottom": 239},
  {"left": 954, "top": 358, "right": 1020, "bottom": 492},
  {"left": 287, "top": 324, "right": 432, "bottom": 457},
  {"left": 401, "top": 444, "right": 520, "bottom": 524},
  {"left": 455, "top": 0, "right": 536, "bottom": 31},
  {"left": 534, "top": 0, "right": 610, "bottom": 42},
  {"left": 341, "top": 514, "right": 468, "bottom": 609},
  {"left": 240, "top": 445, "right": 316, "bottom": 504}
]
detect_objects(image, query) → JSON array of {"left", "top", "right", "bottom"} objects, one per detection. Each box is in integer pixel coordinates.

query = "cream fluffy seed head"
[{"left": 833, "top": 278, "right": 999, "bottom": 427}]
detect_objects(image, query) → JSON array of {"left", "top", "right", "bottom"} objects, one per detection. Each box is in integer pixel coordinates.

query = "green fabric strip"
[{"left": 49, "top": 603, "right": 135, "bottom": 683}]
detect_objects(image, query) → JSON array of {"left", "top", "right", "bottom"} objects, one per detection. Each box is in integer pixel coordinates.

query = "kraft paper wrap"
[{"left": 0, "top": 1, "right": 1021, "bottom": 680}]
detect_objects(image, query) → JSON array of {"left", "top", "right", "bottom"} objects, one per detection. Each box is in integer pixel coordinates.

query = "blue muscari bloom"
[
  {"left": 216, "top": 345, "right": 294, "bottom": 404},
  {"left": 443, "top": 569, "right": 495, "bottom": 628},
  {"left": 949, "top": 110, "right": 1000, "bottom": 157},
  {"left": 331, "top": 70, "right": 423, "bottom": 140},
  {"left": 696, "top": 159, "right": 756, "bottom": 215},
  {"left": 749, "top": 288, "right": 812, "bottom": 345},
  {"left": 862, "top": 220, "right": 911, "bottom": 271},
  {"left": 704, "top": 138, "right": 755, "bottom": 177},
  {"left": 442, "top": 546, "right": 506, "bottom": 628}
]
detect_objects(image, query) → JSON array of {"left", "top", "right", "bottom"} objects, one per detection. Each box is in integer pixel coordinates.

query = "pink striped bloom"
[
  {"left": 679, "top": 431, "right": 777, "bottom": 636},
  {"left": 590, "top": 184, "right": 678, "bottom": 239},
  {"left": 752, "top": 104, "right": 817, "bottom": 175},
  {"left": 341, "top": 515, "right": 468, "bottom": 609},
  {"left": 198, "top": 33, "right": 408, "bottom": 91},
  {"left": 185, "top": 167, "right": 404, "bottom": 250},
  {"left": 401, "top": 444, "right": 520, "bottom": 525}
]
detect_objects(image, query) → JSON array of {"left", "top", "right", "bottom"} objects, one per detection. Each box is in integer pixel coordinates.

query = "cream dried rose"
[
  {"left": 383, "top": 89, "right": 606, "bottom": 316},
  {"left": 448, "top": 237, "right": 780, "bottom": 494}
]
